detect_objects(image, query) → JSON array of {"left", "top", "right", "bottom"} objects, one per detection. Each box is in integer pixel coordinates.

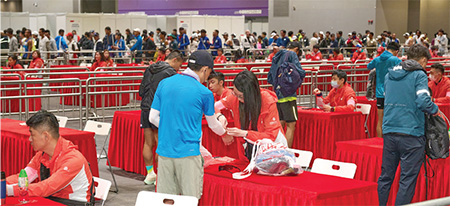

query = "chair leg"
[{"left": 105, "top": 149, "right": 119, "bottom": 193}]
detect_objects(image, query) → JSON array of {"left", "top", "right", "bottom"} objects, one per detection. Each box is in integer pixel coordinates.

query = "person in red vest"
[
  {"left": 351, "top": 44, "right": 367, "bottom": 62},
  {"left": 429, "top": 63, "right": 450, "bottom": 103},
  {"left": 208, "top": 72, "right": 231, "bottom": 102},
  {"left": 314, "top": 70, "right": 357, "bottom": 112},
  {"left": 213, "top": 48, "right": 227, "bottom": 64},
  {"left": 29, "top": 50, "right": 44, "bottom": 69},
  {"left": 104, "top": 49, "right": 114, "bottom": 67},
  {"left": 156, "top": 48, "right": 166, "bottom": 62},
  {"left": 6, "top": 55, "right": 23, "bottom": 69},
  {"left": 306, "top": 45, "right": 322, "bottom": 60},
  {"left": 328, "top": 48, "right": 344, "bottom": 61},
  {"left": 266, "top": 46, "right": 279, "bottom": 62},
  {"left": 90, "top": 51, "right": 106, "bottom": 71}
]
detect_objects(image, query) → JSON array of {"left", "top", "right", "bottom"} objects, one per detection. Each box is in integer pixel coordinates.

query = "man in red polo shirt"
[
  {"left": 429, "top": 63, "right": 450, "bottom": 103},
  {"left": 208, "top": 72, "right": 231, "bottom": 102},
  {"left": 314, "top": 70, "right": 357, "bottom": 112}
]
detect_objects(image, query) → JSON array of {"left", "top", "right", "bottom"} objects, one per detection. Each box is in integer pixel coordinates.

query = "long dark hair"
[{"left": 233, "top": 70, "right": 261, "bottom": 131}]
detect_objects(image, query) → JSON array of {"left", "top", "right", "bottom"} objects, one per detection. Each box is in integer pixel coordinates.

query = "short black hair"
[
  {"left": 208, "top": 72, "right": 225, "bottom": 85},
  {"left": 262, "top": 32, "right": 267, "bottom": 35},
  {"left": 386, "top": 42, "right": 400, "bottom": 51},
  {"left": 160, "top": 31, "right": 166, "bottom": 36},
  {"left": 370, "top": 32, "right": 374, "bottom": 36},
  {"left": 214, "top": 29, "right": 219, "bottom": 34},
  {"left": 332, "top": 69, "right": 347, "bottom": 83},
  {"left": 156, "top": 28, "right": 161, "bottom": 32},
  {"left": 288, "top": 31, "right": 293, "bottom": 36},
  {"left": 105, "top": 26, "right": 111, "bottom": 31},
  {"left": 6, "top": 28, "right": 13, "bottom": 34},
  {"left": 333, "top": 48, "right": 340, "bottom": 54},
  {"left": 287, "top": 41, "right": 301, "bottom": 50},
  {"left": 166, "top": 50, "right": 183, "bottom": 62},
  {"left": 201, "top": 29, "right": 207, "bottom": 33},
  {"left": 179, "top": 27, "right": 184, "bottom": 31},
  {"left": 313, "top": 45, "right": 320, "bottom": 49},
  {"left": 59, "top": 29, "right": 64, "bottom": 34},
  {"left": 9, "top": 55, "right": 18, "bottom": 61},
  {"left": 45, "top": 30, "right": 50, "bottom": 35},
  {"left": 281, "top": 30, "right": 286, "bottom": 34},
  {"left": 431, "top": 63, "right": 445, "bottom": 74},
  {"left": 26, "top": 110, "right": 60, "bottom": 138},
  {"left": 407, "top": 44, "right": 431, "bottom": 61},
  {"left": 338, "top": 31, "right": 343, "bottom": 35}
]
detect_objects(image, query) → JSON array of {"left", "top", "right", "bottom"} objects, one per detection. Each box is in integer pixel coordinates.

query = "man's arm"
[
  {"left": 149, "top": 108, "right": 160, "bottom": 127},
  {"left": 416, "top": 73, "right": 439, "bottom": 114}
]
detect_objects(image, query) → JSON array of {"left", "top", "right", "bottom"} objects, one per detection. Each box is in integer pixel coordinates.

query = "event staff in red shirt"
[
  {"left": 7, "top": 55, "right": 23, "bottom": 69},
  {"left": 215, "top": 71, "right": 286, "bottom": 160},
  {"left": 214, "top": 48, "right": 227, "bottom": 64},
  {"left": 90, "top": 51, "right": 106, "bottom": 71},
  {"left": 351, "top": 45, "right": 367, "bottom": 62},
  {"left": 208, "top": 72, "right": 231, "bottom": 102},
  {"left": 328, "top": 48, "right": 344, "bottom": 61},
  {"left": 314, "top": 69, "right": 357, "bottom": 112},
  {"left": 104, "top": 49, "right": 114, "bottom": 67},
  {"left": 306, "top": 45, "right": 322, "bottom": 61},
  {"left": 429, "top": 63, "right": 450, "bottom": 103},
  {"left": 29, "top": 50, "right": 44, "bottom": 69},
  {"left": 156, "top": 48, "right": 166, "bottom": 62},
  {"left": 266, "top": 46, "right": 279, "bottom": 62}
]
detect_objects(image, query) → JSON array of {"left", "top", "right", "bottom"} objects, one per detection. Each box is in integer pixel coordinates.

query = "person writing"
[
  {"left": 149, "top": 51, "right": 226, "bottom": 199},
  {"left": 314, "top": 70, "right": 357, "bottom": 112},
  {"left": 6, "top": 110, "right": 94, "bottom": 205},
  {"left": 215, "top": 70, "right": 287, "bottom": 160},
  {"left": 29, "top": 50, "right": 44, "bottom": 69},
  {"left": 91, "top": 51, "right": 106, "bottom": 71},
  {"left": 139, "top": 51, "right": 184, "bottom": 185},
  {"left": 429, "top": 63, "right": 450, "bottom": 103}
]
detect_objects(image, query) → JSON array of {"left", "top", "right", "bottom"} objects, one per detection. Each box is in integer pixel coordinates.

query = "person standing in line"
[
  {"left": 367, "top": 42, "right": 401, "bottom": 137},
  {"left": 378, "top": 44, "right": 438, "bottom": 205},
  {"left": 149, "top": 51, "right": 227, "bottom": 199}
]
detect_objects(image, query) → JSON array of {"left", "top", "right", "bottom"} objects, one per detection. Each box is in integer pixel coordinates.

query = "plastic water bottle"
[{"left": 18, "top": 169, "right": 29, "bottom": 203}]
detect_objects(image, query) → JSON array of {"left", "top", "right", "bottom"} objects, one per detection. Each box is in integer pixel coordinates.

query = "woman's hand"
[
  {"left": 222, "top": 134, "right": 234, "bottom": 146},
  {"left": 227, "top": 127, "right": 248, "bottom": 137}
]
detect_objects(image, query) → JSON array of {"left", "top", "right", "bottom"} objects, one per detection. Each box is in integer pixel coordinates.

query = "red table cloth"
[
  {"left": 4, "top": 196, "right": 64, "bottom": 205},
  {"left": 335, "top": 137, "right": 450, "bottom": 205},
  {"left": 436, "top": 103, "right": 450, "bottom": 128},
  {"left": 293, "top": 108, "right": 366, "bottom": 161},
  {"left": 356, "top": 96, "right": 378, "bottom": 138},
  {"left": 1, "top": 119, "right": 99, "bottom": 177},
  {"left": 1, "top": 76, "right": 42, "bottom": 113},
  {"left": 199, "top": 163, "right": 378, "bottom": 205},
  {"left": 108, "top": 111, "right": 247, "bottom": 176}
]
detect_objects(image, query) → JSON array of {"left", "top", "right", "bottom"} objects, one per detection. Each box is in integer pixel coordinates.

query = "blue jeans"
[{"left": 377, "top": 133, "right": 425, "bottom": 205}]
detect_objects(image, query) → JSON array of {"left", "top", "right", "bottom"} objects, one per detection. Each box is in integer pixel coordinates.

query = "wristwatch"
[{"left": 331, "top": 107, "right": 335, "bottom": 112}]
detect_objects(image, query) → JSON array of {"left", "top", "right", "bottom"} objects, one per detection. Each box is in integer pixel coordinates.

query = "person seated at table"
[
  {"left": 214, "top": 48, "right": 227, "bottom": 64},
  {"left": 6, "top": 110, "right": 94, "bottom": 205},
  {"left": 313, "top": 70, "right": 357, "bottom": 112},
  {"left": 104, "top": 49, "right": 114, "bottom": 67},
  {"left": 328, "top": 48, "right": 344, "bottom": 61},
  {"left": 6, "top": 55, "right": 23, "bottom": 69},
  {"left": 156, "top": 48, "right": 166, "bottom": 62},
  {"left": 234, "top": 50, "right": 248, "bottom": 63},
  {"left": 306, "top": 45, "right": 322, "bottom": 61},
  {"left": 28, "top": 50, "right": 44, "bottom": 69},
  {"left": 208, "top": 72, "right": 231, "bottom": 102},
  {"left": 429, "top": 63, "right": 450, "bottom": 103},
  {"left": 430, "top": 45, "right": 439, "bottom": 58},
  {"left": 215, "top": 70, "right": 286, "bottom": 160},
  {"left": 90, "top": 51, "right": 106, "bottom": 71},
  {"left": 351, "top": 44, "right": 367, "bottom": 62},
  {"left": 266, "top": 46, "right": 279, "bottom": 62}
]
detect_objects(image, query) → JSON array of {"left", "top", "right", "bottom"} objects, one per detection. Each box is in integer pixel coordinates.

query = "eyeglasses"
[
  {"left": 231, "top": 91, "right": 244, "bottom": 100},
  {"left": 218, "top": 165, "right": 241, "bottom": 174}
]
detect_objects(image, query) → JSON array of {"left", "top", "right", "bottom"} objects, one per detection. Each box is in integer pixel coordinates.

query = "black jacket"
[{"left": 139, "top": 61, "right": 177, "bottom": 110}]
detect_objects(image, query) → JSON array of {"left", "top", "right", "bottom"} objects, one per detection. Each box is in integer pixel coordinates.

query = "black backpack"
[
  {"left": 273, "top": 51, "right": 306, "bottom": 97},
  {"left": 424, "top": 112, "right": 450, "bottom": 159}
]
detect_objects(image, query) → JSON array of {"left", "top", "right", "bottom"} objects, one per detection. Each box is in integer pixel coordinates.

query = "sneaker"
[{"left": 144, "top": 172, "right": 156, "bottom": 185}]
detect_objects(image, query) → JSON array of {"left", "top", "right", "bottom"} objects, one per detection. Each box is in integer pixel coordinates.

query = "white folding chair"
[
  {"left": 311, "top": 158, "right": 357, "bottom": 179},
  {"left": 55, "top": 115, "right": 68, "bottom": 128},
  {"left": 83, "top": 120, "right": 118, "bottom": 193},
  {"left": 356, "top": 103, "right": 372, "bottom": 138},
  {"left": 93, "top": 177, "right": 112, "bottom": 206},
  {"left": 135, "top": 191, "right": 198, "bottom": 206},
  {"left": 286, "top": 148, "right": 313, "bottom": 170}
]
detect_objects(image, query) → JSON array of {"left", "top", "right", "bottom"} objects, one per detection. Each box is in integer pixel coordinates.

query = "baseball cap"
[
  {"left": 222, "top": 32, "right": 228, "bottom": 36},
  {"left": 271, "top": 32, "right": 276, "bottom": 37},
  {"left": 403, "top": 32, "right": 409, "bottom": 36},
  {"left": 32, "top": 31, "right": 38, "bottom": 36},
  {"left": 319, "top": 31, "right": 324, "bottom": 35},
  {"left": 67, "top": 32, "right": 73, "bottom": 37},
  {"left": 93, "top": 32, "right": 99, "bottom": 37},
  {"left": 188, "top": 51, "right": 214, "bottom": 71},
  {"left": 287, "top": 41, "right": 301, "bottom": 50},
  {"left": 133, "top": 28, "right": 141, "bottom": 32},
  {"left": 168, "top": 34, "right": 176, "bottom": 38},
  {"left": 356, "top": 44, "right": 362, "bottom": 48}
]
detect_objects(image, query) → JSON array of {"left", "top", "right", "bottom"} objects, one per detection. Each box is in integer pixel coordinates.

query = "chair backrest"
[
  {"left": 135, "top": 191, "right": 198, "bottom": 206},
  {"left": 311, "top": 158, "right": 357, "bottom": 179},
  {"left": 356, "top": 103, "right": 371, "bottom": 115},
  {"left": 55, "top": 115, "right": 69, "bottom": 128},
  {"left": 93, "top": 177, "right": 111, "bottom": 206},
  {"left": 286, "top": 148, "right": 313, "bottom": 169},
  {"left": 84, "top": 120, "right": 112, "bottom": 136}
]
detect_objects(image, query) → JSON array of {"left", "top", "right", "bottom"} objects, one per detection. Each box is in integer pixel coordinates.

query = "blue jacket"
[
  {"left": 55, "top": 36, "right": 68, "bottom": 50},
  {"left": 178, "top": 34, "right": 190, "bottom": 51},
  {"left": 367, "top": 50, "right": 402, "bottom": 98},
  {"left": 198, "top": 37, "right": 210, "bottom": 50},
  {"left": 268, "top": 50, "right": 305, "bottom": 100},
  {"left": 103, "top": 34, "right": 115, "bottom": 50},
  {"left": 114, "top": 38, "right": 126, "bottom": 57},
  {"left": 383, "top": 60, "right": 438, "bottom": 137},
  {"left": 277, "top": 37, "right": 290, "bottom": 47},
  {"left": 131, "top": 35, "right": 142, "bottom": 51},
  {"left": 211, "top": 36, "right": 222, "bottom": 56}
]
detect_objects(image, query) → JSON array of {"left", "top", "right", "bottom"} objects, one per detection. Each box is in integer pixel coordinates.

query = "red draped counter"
[
  {"left": 1, "top": 118, "right": 99, "bottom": 177},
  {"left": 293, "top": 108, "right": 366, "bottom": 160},
  {"left": 335, "top": 137, "right": 450, "bottom": 205},
  {"left": 4, "top": 196, "right": 64, "bottom": 205},
  {"left": 1, "top": 76, "right": 42, "bottom": 113},
  {"left": 199, "top": 163, "right": 378, "bottom": 205},
  {"left": 108, "top": 111, "right": 246, "bottom": 176},
  {"left": 356, "top": 96, "right": 378, "bottom": 138},
  {"left": 436, "top": 103, "right": 450, "bottom": 128}
]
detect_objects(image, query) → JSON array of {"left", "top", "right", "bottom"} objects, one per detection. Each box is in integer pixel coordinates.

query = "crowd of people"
[{"left": 2, "top": 25, "right": 450, "bottom": 205}]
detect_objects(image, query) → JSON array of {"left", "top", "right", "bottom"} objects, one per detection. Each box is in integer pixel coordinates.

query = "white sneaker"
[{"left": 144, "top": 171, "right": 156, "bottom": 185}]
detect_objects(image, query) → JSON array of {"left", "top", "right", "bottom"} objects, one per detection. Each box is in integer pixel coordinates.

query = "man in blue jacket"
[
  {"left": 177, "top": 27, "right": 190, "bottom": 55},
  {"left": 268, "top": 42, "right": 305, "bottom": 147},
  {"left": 378, "top": 44, "right": 438, "bottom": 205},
  {"left": 367, "top": 42, "right": 401, "bottom": 137},
  {"left": 131, "top": 28, "right": 143, "bottom": 63},
  {"left": 210, "top": 29, "right": 222, "bottom": 56},
  {"left": 197, "top": 29, "right": 210, "bottom": 50}
]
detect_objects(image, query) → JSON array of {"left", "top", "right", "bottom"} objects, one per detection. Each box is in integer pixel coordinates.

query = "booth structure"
[{"left": 1, "top": 12, "right": 245, "bottom": 38}]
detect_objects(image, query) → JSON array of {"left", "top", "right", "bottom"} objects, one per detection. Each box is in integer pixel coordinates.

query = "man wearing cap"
[
  {"left": 210, "top": 29, "right": 222, "bottom": 56},
  {"left": 149, "top": 51, "right": 227, "bottom": 199},
  {"left": 32, "top": 31, "right": 40, "bottom": 50},
  {"left": 403, "top": 33, "right": 414, "bottom": 47},
  {"left": 167, "top": 34, "right": 178, "bottom": 50},
  {"left": 268, "top": 41, "right": 305, "bottom": 148},
  {"left": 198, "top": 29, "right": 210, "bottom": 50},
  {"left": 131, "top": 28, "right": 143, "bottom": 63},
  {"left": 178, "top": 27, "right": 190, "bottom": 54},
  {"left": 231, "top": 33, "right": 240, "bottom": 48},
  {"left": 367, "top": 42, "right": 401, "bottom": 137}
]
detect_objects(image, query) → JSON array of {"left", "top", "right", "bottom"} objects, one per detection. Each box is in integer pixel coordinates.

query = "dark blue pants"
[{"left": 377, "top": 133, "right": 425, "bottom": 205}]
